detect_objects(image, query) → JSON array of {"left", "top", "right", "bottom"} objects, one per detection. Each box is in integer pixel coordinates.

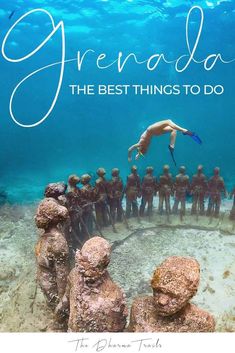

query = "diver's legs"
[
  {"left": 166, "top": 120, "right": 187, "bottom": 133},
  {"left": 163, "top": 126, "right": 177, "bottom": 148}
]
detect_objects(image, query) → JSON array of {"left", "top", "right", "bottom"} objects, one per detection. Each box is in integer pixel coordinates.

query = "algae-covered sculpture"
[
  {"left": 56, "top": 236, "right": 128, "bottom": 332},
  {"left": 207, "top": 167, "right": 227, "bottom": 218},
  {"left": 230, "top": 187, "right": 235, "bottom": 220},
  {"left": 107, "top": 168, "right": 124, "bottom": 222},
  {"left": 94, "top": 168, "right": 109, "bottom": 227},
  {"left": 128, "top": 256, "right": 215, "bottom": 332},
  {"left": 139, "top": 166, "right": 157, "bottom": 217},
  {"left": 191, "top": 165, "right": 208, "bottom": 215},
  {"left": 172, "top": 166, "right": 190, "bottom": 217},
  {"left": 125, "top": 165, "right": 141, "bottom": 218},
  {"left": 35, "top": 198, "right": 70, "bottom": 315},
  {"left": 44, "top": 182, "right": 67, "bottom": 199},
  {"left": 158, "top": 165, "right": 174, "bottom": 216}
]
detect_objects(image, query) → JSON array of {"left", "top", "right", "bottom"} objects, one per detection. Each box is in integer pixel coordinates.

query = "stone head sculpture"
[
  {"left": 151, "top": 256, "right": 200, "bottom": 316},
  {"left": 35, "top": 198, "right": 69, "bottom": 230},
  {"left": 75, "top": 236, "right": 111, "bottom": 281}
]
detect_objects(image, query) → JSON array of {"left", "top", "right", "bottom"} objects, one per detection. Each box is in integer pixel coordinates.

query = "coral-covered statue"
[
  {"left": 128, "top": 256, "right": 215, "bottom": 332},
  {"left": 35, "top": 198, "right": 70, "bottom": 315},
  {"left": 56, "top": 236, "right": 128, "bottom": 332}
]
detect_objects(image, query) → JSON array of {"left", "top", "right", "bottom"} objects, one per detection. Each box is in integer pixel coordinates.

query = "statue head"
[
  {"left": 146, "top": 166, "right": 154, "bottom": 174},
  {"left": 35, "top": 198, "right": 69, "bottom": 230},
  {"left": 112, "top": 168, "right": 120, "bottom": 177},
  {"left": 81, "top": 174, "right": 91, "bottom": 185},
  {"left": 163, "top": 164, "right": 170, "bottom": 173},
  {"left": 44, "top": 182, "right": 67, "bottom": 199},
  {"left": 197, "top": 165, "right": 203, "bottom": 173},
  {"left": 151, "top": 256, "right": 200, "bottom": 316},
  {"left": 179, "top": 166, "right": 186, "bottom": 174},
  {"left": 131, "top": 165, "right": 138, "bottom": 173},
  {"left": 97, "top": 168, "right": 106, "bottom": 177},
  {"left": 213, "top": 167, "right": 220, "bottom": 176},
  {"left": 75, "top": 236, "right": 111, "bottom": 281},
  {"left": 68, "top": 174, "right": 80, "bottom": 187}
]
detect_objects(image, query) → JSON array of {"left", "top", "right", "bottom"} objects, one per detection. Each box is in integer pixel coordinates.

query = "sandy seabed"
[{"left": 0, "top": 201, "right": 235, "bottom": 332}]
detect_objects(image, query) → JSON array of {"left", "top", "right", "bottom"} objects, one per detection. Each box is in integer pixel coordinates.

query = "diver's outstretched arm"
[{"left": 128, "top": 143, "right": 139, "bottom": 162}]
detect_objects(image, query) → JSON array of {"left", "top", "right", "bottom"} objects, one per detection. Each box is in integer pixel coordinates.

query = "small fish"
[{"left": 8, "top": 10, "right": 16, "bottom": 20}]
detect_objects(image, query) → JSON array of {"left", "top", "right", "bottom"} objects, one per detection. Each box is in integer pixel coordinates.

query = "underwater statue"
[
  {"left": 172, "top": 166, "right": 190, "bottom": 217},
  {"left": 44, "top": 182, "right": 67, "bottom": 200},
  {"left": 128, "top": 256, "right": 215, "bottom": 332},
  {"left": 35, "top": 198, "right": 70, "bottom": 321},
  {"left": 206, "top": 167, "right": 227, "bottom": 218},
  {"left": 158, "top": 165, "right": 174, "bottom": 216},
  {"left": 125, "top": 165, "right": 141, "bottom": 218},
  {"left": 229, "top": 187, "right": 235, "bottom": 220},
  {"left": 94, "top": 168, "right": 110, "bottom": 228},
  {"left": 139, "top": 166, "right": 157, "bottom": 217},
  {"left": 127, "top": 119, "right": 202, "bottom": 163},
  {"left": 80, "top": 174, "right": 95, "bottom": 235},
  {"left": 107, "top": 168, "right": 124, "bottom": 222},
  {"left": 65, "top": 174, "right": 85, "bottom": 249},
  {"left": 56, "top": 236, "right": 128, "bottom": 332},
  {"left": 191, "top": 165, "right": 208, "bottom": 216}
]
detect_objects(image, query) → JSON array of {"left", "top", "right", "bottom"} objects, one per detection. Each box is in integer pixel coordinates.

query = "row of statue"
[
  {"left": 41, "top": 164, "right": 234, "bottom": 250},
  {"left": 35, "top": 209, "right": 215, "bottom": 333}
]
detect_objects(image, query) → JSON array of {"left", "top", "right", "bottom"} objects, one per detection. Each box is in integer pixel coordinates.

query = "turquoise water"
[{"left": 0, "top": 0, "right": 234, "bottom": 203}]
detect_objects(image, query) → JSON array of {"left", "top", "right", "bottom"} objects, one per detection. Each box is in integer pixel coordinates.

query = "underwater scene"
[{"left": 0, "top": 0, "right": 235, "bottom": 334}]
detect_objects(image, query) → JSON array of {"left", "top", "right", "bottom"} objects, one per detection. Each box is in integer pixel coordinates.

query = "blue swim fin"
[
  {"left": 191, "top": 134, "right": 202, "bottom": 144},
  {"left": 183, "top": 131, "right": 202, "bottom": 145}
]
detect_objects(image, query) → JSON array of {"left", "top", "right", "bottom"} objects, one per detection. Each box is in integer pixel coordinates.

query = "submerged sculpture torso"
[
  {"left": 129, "top": 297, "right": 215, "bottom": 332},
  {"left": 68, "top": 269, "right": 127, "bottom": 332}
]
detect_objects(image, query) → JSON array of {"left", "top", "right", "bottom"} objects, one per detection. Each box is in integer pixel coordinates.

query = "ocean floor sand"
[{"left": 0, "top": 202, "right": 235, "bottom": 332}]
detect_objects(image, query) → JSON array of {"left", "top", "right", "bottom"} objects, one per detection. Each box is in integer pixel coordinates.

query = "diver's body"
[{"left": 128, "top": 119, "right": 201, "bottom": 162}]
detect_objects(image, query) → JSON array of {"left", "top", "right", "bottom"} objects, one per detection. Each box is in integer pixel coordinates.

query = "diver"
[{"left": 127, "top": 119, "right": 202, "bottom": 164}]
